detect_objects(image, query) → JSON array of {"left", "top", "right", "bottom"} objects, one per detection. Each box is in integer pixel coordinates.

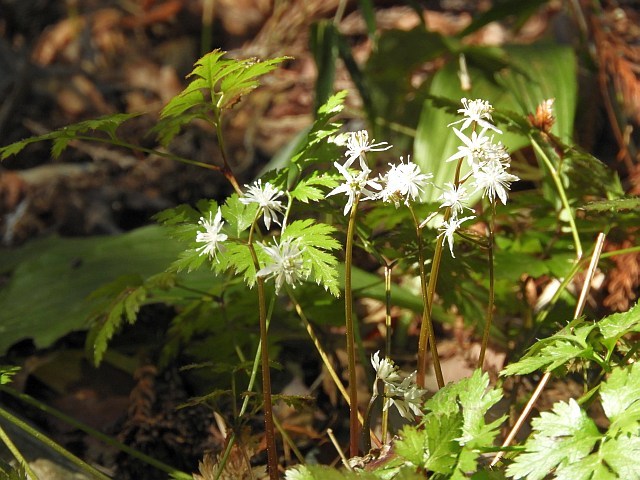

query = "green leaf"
[
  {"left": 0, "top": 365, "right": 20, "bottom": 385},
  {"left": 0, "top": 113, "right": 140, "bottom": 160},
  {"left": 282, "top": 220, "right": 341, "bottom": 296},
  {"left": 600, "top": 363, "right": 640, "bottom": 435},
  {"left": 598, "top": 301, "right": 640, "bottom": 341},
  {"left": 507, "top": 399, "right": 601, "bottom": 480},
  {"left": 218, "top": 242, "right": 257, "bottom": 288},
  {"left": 598, "top": 435, "right": 640, "bottom": 479},
  {"left": 290, "top": 172, "right": 339, "bottom": 203},
  {"left": 221, "top": 194, "right": 259, "bottom": 237},
  {"left": 501, "top": 322, "right": 597, "bottom": 375},
  {"left": 156, "top": 50, "right": 288, "bottom": 144}
]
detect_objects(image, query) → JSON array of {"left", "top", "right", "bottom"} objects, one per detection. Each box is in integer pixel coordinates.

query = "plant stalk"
[
  {"left": 345, "top": 196, "right": 361, "bottom": 457},
  {"left": 0, "top": 423, "right": 39, "bottom": 480},
  {"left": 478, "top": 201, "right": 496, "bottom": 369}
]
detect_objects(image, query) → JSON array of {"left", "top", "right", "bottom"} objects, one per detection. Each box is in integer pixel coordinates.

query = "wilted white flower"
[
  {"left": 448, "top": 98, "right": 502, "bottom": 133},
  {"left": 195, "top": 207, "right": 228, "bottom": 260},
  {"left": 472, "top": 158, "right": 520, "bottom": 205},
  {"left": 437, "top": 215, "right": 475, "bottom": 258},
  {"left": 378, "top": 156, "right": 432, "bottom": 207},
  {"left": 371, "top": 351, "right": 401, "bottom": 394},
  {"left": 344, "top": 130, "right": 391, "bottom": 167},
  {"left": 240, "top": 179, "right": 285, "bottom": 230},
  {"left": 327, "top": 157, "right": 381, "bottom": 215},
  {"left": 384, "top": 372, "right": 428, "bottom": 421},
  {"left": 257, "top": 238, "right": 309, "bottom": 293},
  {"left": 446, "top": 127, "right": 492, "bottom": 166},
  {"left": 437, "top": 182, "right": 472, "bottom": 218}
]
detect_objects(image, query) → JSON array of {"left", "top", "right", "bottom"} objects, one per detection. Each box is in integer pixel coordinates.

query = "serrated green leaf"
[
  {"left": 598, "top": 301, "right": 640, "bottom": 341},
  {"left": 0, "top": 113, "right": 139, "bottom": 160},
  {"left": 598, "top": 435, "right": 640, "bottom": 479},
  {"left": 395, "top": 425, "right": 427, "bottom": 466},
  {"left": 221, "top": 194, "right": 259, "bottom": 237},
  {"left": 282, "top": 220, "right": 341, "bottom": 296},
  {"left": 290, "top": 172, "right": 339, "bottom": 203},
  {"left": 0, "top": 365, "right": 20, "bottom": 385},
  {"left": 219, "top": 242, "right": 257, "bottom": 287},
  {"left": 600, "top": 363, "right": 640, "bottom": 435},
  {"left": 457, "top": 370, "right": 504, "bottom": 447},
  {"left": 507, "top": 399, "right": 601, "bottom": 480}
]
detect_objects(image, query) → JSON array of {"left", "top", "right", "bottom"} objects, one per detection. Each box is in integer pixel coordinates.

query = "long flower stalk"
[
  {"left": 345, "top": 194, "right": 361, "bottom": 457},
  {"left": 478, "top": 201, "right": 496, "bottom": 369}
]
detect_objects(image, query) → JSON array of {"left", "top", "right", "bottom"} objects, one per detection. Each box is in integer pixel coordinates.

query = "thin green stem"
[
  {"left": 345, "top": 195, "right": 361, "bottom": 457},
  {"left": 0, "top": 386, "right": 191, "bottom": 479},
  {"left": 411, "top": 206, "right": 444, "bottom": 389},
  {"left": 361, "top": 393, "right": 379, "bottom": 453},
  {"left": 381, "top": 265, "right": 392, "bottom": 443},
  {"left": 478, "top": 201, "right": 496, "bottom": 369},
  {"left": 0, "top": 406, "right": 111, "bottom": 480},
  {"left": 530, "top": 135, "right": 583, "bottom": 259},
  {"left": 213, "top": 110, "right": 243, "bottom": 195},
  {"left": 0, "top": 423, "right": 39, "bottom": 480}
]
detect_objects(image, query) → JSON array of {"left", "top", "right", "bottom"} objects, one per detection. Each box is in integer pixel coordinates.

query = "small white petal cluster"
[
  {"left": 377, "top": 156, "right": 433, "bottom": 208},
  {"left": 328, "top": 130, "right": 386, "bottom": 216},
  {"left": 257, "top": 238, "right": 309, "bottom": 293},
  {"left": 239, "top": 179, "right": 285, "bottom": 230},
  {"left": 195, "top": 207, "right": 228, "bottom": 260},
  {"left": 370, "top": 351, "right": 428, "bottom": 421},
  {"left": 438, "top": 98, "right": 520, "bottom": 257}
]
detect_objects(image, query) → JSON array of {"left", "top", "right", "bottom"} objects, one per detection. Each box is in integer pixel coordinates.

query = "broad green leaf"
[
  {"left": 598, "top": 435, "right": 640, "bottom": 479},
  {"left": 507, "top": 399, "right": 601, "bottom": 480},
  {"left": 0, "top": 226, "right": 217, "bottom": 354},
  {"left": 310, "top": 20, "right": 339, "bottom": 110},
  {"left": 459, "top": 0, "right": 548, "bottom": 37}
]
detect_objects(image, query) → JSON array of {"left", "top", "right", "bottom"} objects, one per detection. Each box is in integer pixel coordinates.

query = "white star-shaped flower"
[
  {"left": 472, "top": 158, "right": 520, "bottom": 205},
  {"left": 437, "top": 182, "right": 472, "bottom": 218},
  {"left": 257, "top": 238, "right": 309, "bottom": 293},
  {"left": 378, "top": 156, "right": 432, "bottom": 207},
  {"left": 448, "top": 98, "right": 502, "bottom": 133},
  {"left": 437, "top": 215, "right": 475, "bottom": 258},
  {"left": 371, "top": 351, "right": 401, "bottom": 394},
  {"left": 239, "top": 179, "right": 285, "bottom": 230},
  {"left": 344, "top": 130, "right": 391, "bottom": 167},
  {"left": 195, "top": 207, "right": 228, "bottom": 260},
  {"left": 445, "top": 127, "right": 492, "bottom": 166},
  {"left": 327, "top": 157, "right": 381, "bottom": 215}
]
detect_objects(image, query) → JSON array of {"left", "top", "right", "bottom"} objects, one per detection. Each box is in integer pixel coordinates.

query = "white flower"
[
  {"left": 471, "top": 158, "right": 520, "bottom": 205},
  {"left": 371, "top": 351, "right": 401, "bottom": 393},
  {"left": 437, "top": 182, "right": 472, "bottom": 218},
  {"left": 239, "top": 179, "right": 285, "bottom": 230},
  {"left": 378, "top": 156, "right": 432, "bottom": 207},
  {"left": 344, "top": 130, "right": 391, "bottom": 167},
  {"left": 257, "top": 238, "right": 309, "bottom": 293},
  {"left": 437, "top": 215, "right": 475, "bottom": 258},
  {"left": 195, "top": 207, "right": 228, "bottom": 260},
  {"left": 327, "top": 157, "right": 381, "bottom": 216},
  {"left": 448, "top": 98, "right": 502, "bottom": 133},
  {"left": 446, "top": 127, "right": 492, "bottom": 166},
  {"left": 385, "top": 372, "right": 427, "bottom": 421}
]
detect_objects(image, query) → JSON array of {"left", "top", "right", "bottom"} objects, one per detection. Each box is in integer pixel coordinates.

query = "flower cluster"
[
  {"left": 371, "top": 351, "right": 427, "bottom": 421},
  {"left": 377, "top": 155, "right": 432, "bottom": 208},
  {"left": 195, "top": 207, "right": 227, "bottom": 260},
  {"left": 437, "top": 98, "right": 520, "bottom": 257},
  {"left": 257, "top": 238, "right": 309, "bottom": 293},
  {"left": 239, "top": 179, "right": 285, "bottom": 230}
]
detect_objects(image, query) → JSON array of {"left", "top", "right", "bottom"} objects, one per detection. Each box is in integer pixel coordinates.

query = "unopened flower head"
[
  {"left": 195, "top": 207, "right": 228, "bottom": 260},
  {"left": 327, "top": 157, "right": 381, "bottom": 215},
  {"left": 344, "top": 130, "right": 391, "bottom": 167},
  {"left": 437, "top": 215, "right": 475, "bottom": 258},
  {"left": 448, "top": 98, "right": 502, "bottom": 134},
  {"left": 438, "top": 182, "right": 472, "bottom": 218},
  {"left": 384, "top": 372, "right": 428, "bottom": 421},
  {"left": 472, "top": 158, "right": 520, "bottom": 205},
  {"left": 378, "top": 156, "right": 432, "bottom": 207},
  {"left": 257, "top": 238, "right": 309, "bottom": 293},
  {"left": 446, "top": 127, "right": 492, "bottom": 166},
  {"left": 240, "top": 179, "right": 285, "bottom": 230}
]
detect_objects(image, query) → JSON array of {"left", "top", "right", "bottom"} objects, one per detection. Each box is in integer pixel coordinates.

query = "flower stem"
[
  {"left": 381, "top": 265, "right": 392, "bottom": 443},
  {"left": 345, "top": 196, "right": 361, "bottom": 457},
  {"left": 411, "top": 206, "right": 445, "bottom": 389},
  {"left": 478, "top": 201, "right": 496, "bottom": 369},
  {"left": 213, "top": 110, "right": 243, "bottom": 195},
  {"left": 247, "top": 222, "right": 278, "bottom": 479},
  {"left": 530, "top": 135, "right": 582, "bottom": 259}
]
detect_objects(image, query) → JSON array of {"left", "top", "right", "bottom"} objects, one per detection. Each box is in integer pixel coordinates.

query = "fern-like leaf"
[{"left": 0, "top": 113, "right": 140, "bottom": 160}]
